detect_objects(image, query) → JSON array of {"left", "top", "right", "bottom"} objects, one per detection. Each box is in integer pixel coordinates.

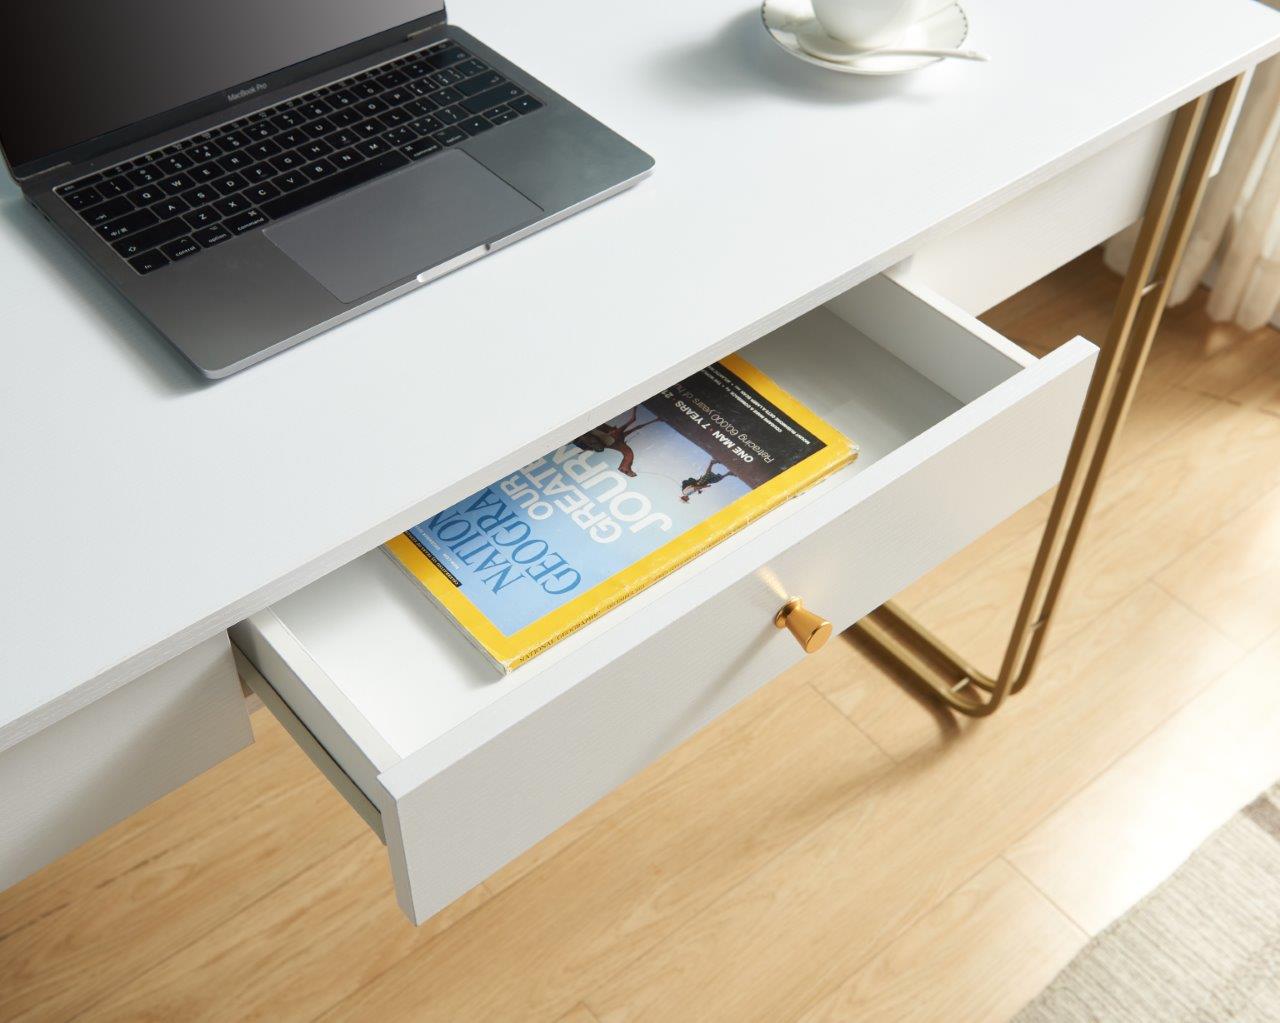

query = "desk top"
[{"left": 3, "top": 0, "right": 1278, "bottom": 749}]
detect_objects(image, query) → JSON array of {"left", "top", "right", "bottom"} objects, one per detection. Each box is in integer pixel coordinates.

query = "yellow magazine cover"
[{"left": 386, "top": 355, "right": 856, "bottom": 672}]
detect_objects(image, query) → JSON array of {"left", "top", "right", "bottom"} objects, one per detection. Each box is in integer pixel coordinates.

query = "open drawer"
[{"left": 230, "top": 274, "right": 1097, "bottom": 924}]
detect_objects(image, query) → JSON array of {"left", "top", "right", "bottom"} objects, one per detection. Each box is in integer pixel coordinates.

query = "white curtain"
[{"left": 1105, "top": 52, "right": 1280, "bottom": 330}]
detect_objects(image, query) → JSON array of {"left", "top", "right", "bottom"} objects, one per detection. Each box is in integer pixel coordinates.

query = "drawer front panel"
[
  {"left": 379, "top": 341, "right": 1095, "bottom": 923},
  {"left": 0, "top": 633, "right": 251, "bottom": 890},
  {"left": 898, "top": 114, "right": 1171, "bottom": 314}
]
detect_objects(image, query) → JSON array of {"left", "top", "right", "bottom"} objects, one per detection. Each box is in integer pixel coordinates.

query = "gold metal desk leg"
[{"left": 853, "top": 76, "right": 1245, "bottom": 717}]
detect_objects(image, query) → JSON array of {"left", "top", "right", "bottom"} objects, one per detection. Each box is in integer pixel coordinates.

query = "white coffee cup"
[{"left": 810, "top": 0, "right": 928, "bottom": 48}]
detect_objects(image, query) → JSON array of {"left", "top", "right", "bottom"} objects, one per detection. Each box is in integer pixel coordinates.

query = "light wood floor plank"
[
  {"left": 793, "top": 860, "right": 1086, "bottom": 1023},
  {"left": 1156, "top": 483, "right": 1280, "bottom": 650},
  {"left": 81, "top": 838, "right": 490, "bottom": 1023},
  {"left": 557, "top": 1004, "right": 604, "bottom": 1023},
  {"left": 1005, "top": 629, "right": 1280, "bottom": 935},
  {"left": 0, "top": 714, "right": 373, "bottom": 1023}
]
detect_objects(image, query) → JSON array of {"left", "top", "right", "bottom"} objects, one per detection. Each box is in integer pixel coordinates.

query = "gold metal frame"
[{"left": 853, "top": 77, "right": 1245, "bottom": 717}]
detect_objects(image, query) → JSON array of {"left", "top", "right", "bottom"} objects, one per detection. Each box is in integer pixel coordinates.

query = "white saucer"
[{"left": 762, "top": 0, "right": 971, "bottom": 76}]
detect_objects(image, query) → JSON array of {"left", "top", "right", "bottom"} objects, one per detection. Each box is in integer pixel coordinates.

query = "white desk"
[{"left": 4, "top": 0, "right": 1279, "bottom": 923}]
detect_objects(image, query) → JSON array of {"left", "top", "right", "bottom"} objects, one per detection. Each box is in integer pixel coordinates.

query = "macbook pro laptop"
[{"left": 0, "top": 2, "right": 654, "bottom": 378}]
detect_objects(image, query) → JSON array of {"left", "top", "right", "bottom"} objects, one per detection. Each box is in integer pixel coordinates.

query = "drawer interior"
[{"left": 240, "top": 275, "right": 1045, "bottom": 774}]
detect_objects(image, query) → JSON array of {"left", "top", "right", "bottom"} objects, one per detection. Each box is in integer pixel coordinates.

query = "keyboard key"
[
  {"left": 430, "top": 68, "right": 466, "bottom": 88},
  {"left": 218, "top": 130, "right": 250, "bottom": 150},
  {"left": 354, "top": 120, "right": 383, "bottom": 139},
  {"left": 156, "top": 154, "right": 191, "bottom": 174},
  {"left": 225, "top": 208, "right": 268, "bottom": 234},
  {"left": 213, "top": 194, "right": 251, "bottom": 217},
  {"left": 379, "top": 107, "right": 412, "bottom": 127},
  {"left": 426, "top": 46, "right": 469, "bottom": 69},
  {"left": 377, "top": 69, "right": 408, "bottom": 88},
  {"left": 384, "top": 87, "right": 412, "bottom": 106},
  {"left": 191, "top": 163, "right": 221, "bottom": 183},
  {"left": 184, "top": 206, "right": 220, "bottom": 229},
  {"left": 457, "top": 71, "right": 504, "bottom": 97},
  {"left": 218, "top": 152, "right": 252, "bottom": 171},
  {"left": 261, "top": 150, "right": 407, "bottom": 220},
  {"left": 213, "top": 173, "right": 248, "bottom": 195},
  {"left": 486, "top": 107, "right": 519, "bottom": 125},
  {"left": 249, "top": 140, "right": 282, "bottom": 160},
  {"left": 82, "top": 195, "right": 133, "bottom": 226},
  {"left": 302, "top": 119, "right": 333, "bottom": 140},
  {"left": 109, "top": 215, "right": 186, "bottom": 255},
  {"left": 278, "top": 128, "right": 309, "bottom": 148},
  {"left": 127, "top": 185, "right": 165, "bottom": 206},
  {"left": 187, "top": 143, "right": 219, "bottom": 163},
  {"left": 462, "top": 84, "right": 524, "bottom": 115},
  {"left": 435, "top": 104, "right": 467, "bottom": 125},
  {"left": 96, "top": 176, "right": 130, "bottom": 197},
  {"left": 160, "top": 236, "right": 200, "bottom": 262},
  {"left": 193, "top": 223, "right": 233, "bottom": 248},
  {"left": 351, "top": 80, "right": 381, "bottom": 98},
  {"left": 271, "top": 151, "right": 304, "bottom": 172},
  {"left": 299, "top": 99, "right": 331, "bottom": 118},
  {"left": 358, "top": 97, "right": 388, "bottom": 116},
  {"left": 300, "top": 140, "right": 333, "bottom": 159},
  {"left": 182, "top": 184, "right": 219, "bottom": 206},
  {"left": 65, "top": 185, "right": 102, "bottom": 210},
  {"left": 330, "top": 147, "right": 364, "bottom": 168},
  {"left": 271, "top": 110, "right": 303, "bottom": 130},
  {"left": 97, "top": 207, "right": 159, "bottom": 241},
  {"left": 153, "top": 196, "right": 191, "bottom": 219},
  {"left": 434, "top": 86, "right": 463, "bottom": 104},
  {"left": 410, "top": 114, "right": 444, "bottom": 134},
  {"left": 433, "top": 126, "right": 468, "bottom": 147},
  {"left": 244, "top": 182, "right": 281, "bottom": 204},
  {"left": 403, "top": 60, "right": 432, "bottom": 79},
  {"left": 243, "top": 163, "right": 274, "bottom": 183},
  {"left": 328, "top": 129, "right": 359, "bottom": 148},
  {"left": 303, "top": 160, "right": 335, "bottom": 179},
  {"left": 330, "top": 107, "right": 362, "bottom": 127},
  {"left": 453, "top": 58, "right": 489, "bottom": 78},
  {"left": 509, "top": 94, "right": 543, "bottom": 115},
  {"left": 162, "top": 174, "right": 194, "bottom": 192},
  {"left": 125, "top": 166, "right": 160, "bottom": 187},
  {"left": 128, "top": 250, "right": 169, "bottom": 274},
  {"left": 383, "top": 126, "right": 417, "bottom": 147},
  {"left": 355, "top": 137, "right": 390, "bottom": 158},
  {"left": 459, "top": 115, "right": 492, "bottom": 137},
  {"left": 328, "top": 89, "right": 359, "bottom": 108},
  {"left": 244, "top": 123, "right": 276, "bottom": 141},
  {"left": 403, "top": 97, "right": 438, "bottom": 117},
  {"left": 274, "top": 170, "right": 309, "bottom": 191},
  {"left": 403, "top": 137, "right": 442, "bottom": 160}
]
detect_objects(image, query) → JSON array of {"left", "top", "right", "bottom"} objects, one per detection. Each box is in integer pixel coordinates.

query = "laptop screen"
[{"left": 0, "top": 0, "right": 436, "bottom": 173}]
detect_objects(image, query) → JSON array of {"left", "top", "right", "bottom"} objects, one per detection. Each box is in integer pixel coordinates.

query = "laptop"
[{"left": 0, "top": 2, "right": 654, "bottom": 378}]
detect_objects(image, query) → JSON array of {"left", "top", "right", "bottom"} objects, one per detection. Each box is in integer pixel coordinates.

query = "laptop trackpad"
[{"left": 264, "top": 150, "right": 543, "bottom": 304}]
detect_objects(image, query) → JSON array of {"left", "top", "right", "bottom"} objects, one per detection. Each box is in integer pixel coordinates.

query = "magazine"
[{"left": 385, "top": 354, "right": 857, "bottom": 672}]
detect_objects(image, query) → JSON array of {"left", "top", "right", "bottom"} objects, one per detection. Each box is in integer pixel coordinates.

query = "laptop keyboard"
[{"left": 52, "top": 39, "right": 543, "bottom": 276}]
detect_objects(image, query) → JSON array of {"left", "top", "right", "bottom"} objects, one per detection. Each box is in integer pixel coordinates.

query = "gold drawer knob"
[{"left": 773, "top": 597, "right": 832, "bottom": 654}]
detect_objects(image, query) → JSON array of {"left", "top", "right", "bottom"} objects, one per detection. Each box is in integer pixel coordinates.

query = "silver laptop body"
[{"left": 1, "top": 2, "right": 653, "bottom": 378}]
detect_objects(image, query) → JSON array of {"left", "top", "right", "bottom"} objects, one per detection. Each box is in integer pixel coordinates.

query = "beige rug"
[{"left": 1015, "top": 784, "right": 1280, "bottom": 1022}]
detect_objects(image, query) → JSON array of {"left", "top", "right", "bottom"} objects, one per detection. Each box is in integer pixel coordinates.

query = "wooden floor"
[{"left": 5, "top": 250, "right": 1280, "bottom": 1023}]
